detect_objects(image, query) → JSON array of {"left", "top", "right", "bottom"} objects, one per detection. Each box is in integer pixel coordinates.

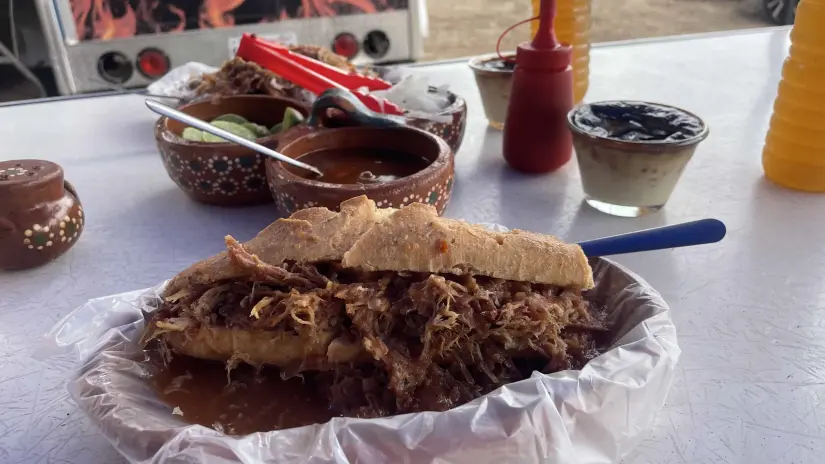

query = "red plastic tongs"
[{"left": 235, "top": 33, "right": 404, "bottom": 116}]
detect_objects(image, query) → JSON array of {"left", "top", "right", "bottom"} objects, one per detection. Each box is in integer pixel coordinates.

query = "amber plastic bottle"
[
  {"left": 532, "top": 0, "right": 590, "bottom": 103},
  {"left": 762, "top": 0, "right": 825, "bottom": 192},
  {"left": 502, "top": 0, "right": 574, "bottom": 173}
]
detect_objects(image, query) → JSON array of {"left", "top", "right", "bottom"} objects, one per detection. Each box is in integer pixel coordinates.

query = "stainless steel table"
[{"left": 2, "top": 27, "right": 822, "bottom": 464}]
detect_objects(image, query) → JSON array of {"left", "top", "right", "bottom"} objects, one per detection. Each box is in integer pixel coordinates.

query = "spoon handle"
[
  {"left": 144, "top": 99, "right": 323, "bottom": 177},
  {"left": 309, "top": 88, "right": 406, "bottom": 128},
  {"left": 577, "top": 219, "right": 726, "bottom": 257}
]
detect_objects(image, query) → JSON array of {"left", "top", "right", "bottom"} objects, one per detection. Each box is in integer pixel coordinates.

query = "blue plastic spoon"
[{"left": 577, "top": 219, "right": 726, "bottom": 257}]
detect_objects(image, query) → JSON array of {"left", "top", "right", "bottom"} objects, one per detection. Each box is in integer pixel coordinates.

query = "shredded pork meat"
[
  {"left": 188, "top": 45, "right": 376, "bottom": 104},
  {"left": 188, "top": 57, "right": 294, "bottom": 103},
  {"left": 150, "top": 241, "right": 608, "bottom": 418}
]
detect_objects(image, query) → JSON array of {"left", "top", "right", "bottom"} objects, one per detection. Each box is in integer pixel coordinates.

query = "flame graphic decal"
[{"left": 70, "top": 0, "right": 408, "bottom": 42}]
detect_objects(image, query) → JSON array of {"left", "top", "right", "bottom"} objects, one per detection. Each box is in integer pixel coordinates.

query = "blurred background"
[
  {"left": 0, "top": 0, "right": 791, "bottom": 103},
  {"left": 425, "top": 0, "right": 772, "bottom": 60}
]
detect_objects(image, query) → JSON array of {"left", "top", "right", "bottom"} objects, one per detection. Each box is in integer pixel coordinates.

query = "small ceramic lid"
[{"left": 0, "top": 160, "right": 64, "bottom": 211}]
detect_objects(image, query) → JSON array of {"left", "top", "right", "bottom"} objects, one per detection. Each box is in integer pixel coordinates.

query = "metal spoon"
[{"left": 145, "top": 99, "right": 323, "bottom": 177}]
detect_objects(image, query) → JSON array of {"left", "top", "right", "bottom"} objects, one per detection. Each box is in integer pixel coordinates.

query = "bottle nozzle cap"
[
  {"left": 516, "top": 0, "right": 572, "bottom": 70},
  {"left": 532, "top": 0, "right": 559, "bottom": 50}
]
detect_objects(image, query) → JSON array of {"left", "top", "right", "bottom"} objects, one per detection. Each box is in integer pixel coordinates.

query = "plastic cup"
[{"left": 469, "top": 54, "right": 515, "bottom": 130}]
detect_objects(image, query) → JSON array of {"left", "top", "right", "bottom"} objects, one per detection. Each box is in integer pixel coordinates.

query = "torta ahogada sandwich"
[{"left": 142, "top": 196, "right": 605, "bottom": 417}]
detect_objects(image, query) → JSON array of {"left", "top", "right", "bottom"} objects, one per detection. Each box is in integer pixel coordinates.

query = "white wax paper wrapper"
[{"left": 43, "top": 248, "right": 679, "bottom": 463}]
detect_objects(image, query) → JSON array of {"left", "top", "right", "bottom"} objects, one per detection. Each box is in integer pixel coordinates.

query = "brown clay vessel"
[
  {"left": 402, "top": 90, "right": 467, "bottom": 154},
  {"left": 372, "top": 68, "right": 468, "bottom": 153},
  {"left": 0, "top": 160, "right": 84, "bottom": 271},
  {"left": 266, "top": 89, "right": 455, "bottom": 216},
  {"left": 154, "top": 95, "right": 309, "bottom": 206}
]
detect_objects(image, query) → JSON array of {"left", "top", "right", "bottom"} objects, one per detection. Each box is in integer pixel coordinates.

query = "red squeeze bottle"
[{"left": 502, "top": 0, "right": 574, "bottom": 173}]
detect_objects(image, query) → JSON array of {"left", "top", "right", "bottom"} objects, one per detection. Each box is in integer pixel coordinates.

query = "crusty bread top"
[
  {"left": 343, "top": 203, "right": 594, "bottom": 289},
  {"left": 164, "top": 196, "right": 394, "bottom": 295},
  {"left": 165, "top": 196, "right": 594, "bottom": 293}
]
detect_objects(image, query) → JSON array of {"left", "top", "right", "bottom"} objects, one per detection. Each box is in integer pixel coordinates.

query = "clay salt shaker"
[{"left": 0, "top": 160, "right": 84, "bottom": 270}]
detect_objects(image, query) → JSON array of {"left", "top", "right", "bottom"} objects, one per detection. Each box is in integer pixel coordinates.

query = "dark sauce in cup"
[
  {"left": 480, "top": 58, "right": 517, "bottom": 72},
  {"left": 571, "top": 102, "right": 704, "bottom": 143}
]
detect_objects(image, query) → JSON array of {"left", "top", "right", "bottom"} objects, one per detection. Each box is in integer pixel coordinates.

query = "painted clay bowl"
[
  {"left": 372, "top": 67, "right": 468, "bottom": 153},
  {"left": 154, "top": 95, "right": 309, "bottom": 206},
  {"left": 403, "top": 90, "right": 467, "bottom": 154},
  {"left": 0, "top": 160, "right": 84, "bottom": 271},
  {"left": 265, "top": 89, "right": 455, "bottom": 216}
]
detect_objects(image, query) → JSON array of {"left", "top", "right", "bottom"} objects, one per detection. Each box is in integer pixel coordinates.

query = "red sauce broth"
[
  {"left": 145, "top": 351, "right": 336, "bottom": 435},
  {"left": 289, "top": 147, "right": 431, "bottom": 185}
]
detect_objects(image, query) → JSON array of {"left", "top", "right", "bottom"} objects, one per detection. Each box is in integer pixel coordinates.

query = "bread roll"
[
  {"left": 343, "top": 203, "right": 593, "bottom": 289},
  {"left": 162, "top": 326, "right": 331, "bottom": 368},
  {"left": 166, "top": 196, "right": 592, "bottom": 291},
  {"left": 164, "top": 196, "right": 395, "bottom": 296},
  {"left": 148, "top": 196, "right": 594, "bottom": 368}
]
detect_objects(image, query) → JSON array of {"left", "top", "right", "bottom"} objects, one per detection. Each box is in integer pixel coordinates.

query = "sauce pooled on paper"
[
  {"left": 146, "top": 351, "right": 335, "bottom": 435},
  {"left": 290, "top": 148, "right": 431, "bottom": 185}
]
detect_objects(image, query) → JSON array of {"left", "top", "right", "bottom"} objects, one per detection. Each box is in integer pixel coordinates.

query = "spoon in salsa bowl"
[
  {"left": 266, "top": 89, "right": 455, "bottom": 217},
  {"left": 145, "top": 99, "right": 323, "bottom": 177}
]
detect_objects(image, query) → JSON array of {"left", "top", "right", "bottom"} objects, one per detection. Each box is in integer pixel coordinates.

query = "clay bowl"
[
  {"left": 265, "top": 89, "right": 455, "bottom": 215},
  {"left": 154, "top": 95, "right": 309, "bottom": 206},
  {"left": 402, "top": 91, "right": 467, "bottom": 154},
  {"left": 366, "top": 67, "right": 468, "bottom": 154}
]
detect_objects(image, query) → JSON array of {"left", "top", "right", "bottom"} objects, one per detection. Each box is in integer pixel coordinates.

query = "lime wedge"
[
  {"left": 212, "top": 113, "right": 249, "bottom": 125},
  {"left": 281, "top": 107, "right": 305, "bottom": 130},
  {"left": 202, "top": 120, "right": 257, "bottom": 143},
  {"left": 181, "top": 127, "right": 204, "bottom": 142},
  {"left": 243, "top": 122, "right": 270, "bottom": 138}
]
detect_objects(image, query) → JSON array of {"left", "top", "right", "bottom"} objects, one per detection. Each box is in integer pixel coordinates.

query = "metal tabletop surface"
[{"left": 2, "top": 27, "right": 822, "bottom": 464}]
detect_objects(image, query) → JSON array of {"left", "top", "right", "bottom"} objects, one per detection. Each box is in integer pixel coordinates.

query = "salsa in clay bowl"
[
  {"left": 266, "top": 124, "right": 454, "bottom": 216},
  {"left": 264, "top": 89, "right": 456, "bottom": 216},
  {"left": 289, "top": 147, "right": 431, "bottom": 185}
]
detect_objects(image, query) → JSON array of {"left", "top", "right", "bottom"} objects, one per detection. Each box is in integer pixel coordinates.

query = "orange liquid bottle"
[
  {"left": 762, "top": 0, "right": 825, "bottom": 192},
  {"left": 531, "top": 0, "right": 590, "bottom": 103}
]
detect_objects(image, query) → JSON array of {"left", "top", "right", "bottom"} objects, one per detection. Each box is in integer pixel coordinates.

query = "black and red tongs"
[{"left": 235, "top": 33, "right": 404, "bottom": 116}]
